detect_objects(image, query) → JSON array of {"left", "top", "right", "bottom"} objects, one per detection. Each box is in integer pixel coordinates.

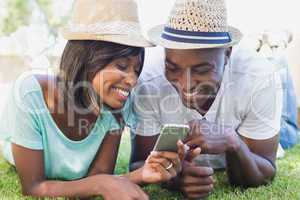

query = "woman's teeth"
[{"left": 113, "top": 87, "right": 129, "bottom": 97}]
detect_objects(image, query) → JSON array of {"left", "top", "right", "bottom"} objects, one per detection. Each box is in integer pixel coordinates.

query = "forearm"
[
  {"left": 225, "top": 138, "right": 276, "bottom": 187},
  {"left": 123, "top": 167, "right": 146, "bottom": 185},
  {"left": 24, "top": 175, "right": 110, "bottom": 198}
]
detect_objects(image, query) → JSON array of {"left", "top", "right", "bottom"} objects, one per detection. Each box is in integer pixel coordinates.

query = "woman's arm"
[
  {"left": 12, "top": 143, "right": 148, "bottom": 199},
  {"left": 87, "top": 131, "right": 122, "bottom": 176}
]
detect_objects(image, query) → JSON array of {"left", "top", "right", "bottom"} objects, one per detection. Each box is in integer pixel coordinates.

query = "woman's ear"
[{"left": 224, "top": 47, "right": 232, "bottom": 66}]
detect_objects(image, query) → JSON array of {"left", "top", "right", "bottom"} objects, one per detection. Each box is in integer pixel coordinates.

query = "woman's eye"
[
  {"left": 116, "top": 63, "right": 128, "bottom": 70},
  {"left": 134, "top": 67, "right": 141, "bottom": 75}
]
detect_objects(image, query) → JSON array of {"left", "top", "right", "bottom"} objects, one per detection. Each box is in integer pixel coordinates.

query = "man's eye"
[
  {"left": 165, "top": 63, "right": 179, "bottom": 72},
  {"left": 193, "top": 67, "right": 211, "bottom": 75}
]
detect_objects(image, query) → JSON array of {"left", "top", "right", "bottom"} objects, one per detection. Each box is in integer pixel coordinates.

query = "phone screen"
[{"left": 153, "top": 124, "right": 190, "bottom": 152}]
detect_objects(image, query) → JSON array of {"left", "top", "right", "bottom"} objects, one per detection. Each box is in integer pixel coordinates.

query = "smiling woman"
[{"left": 58, "top": 40, "right": 145, "bottom": 114}]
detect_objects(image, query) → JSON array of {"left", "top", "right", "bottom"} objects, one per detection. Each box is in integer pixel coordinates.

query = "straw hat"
[
  {"left": 62, "top": 0, "right": 153, "bottom": 47},
  {"left": 149, "top": 0, "right": 243, "bottom": 49}
]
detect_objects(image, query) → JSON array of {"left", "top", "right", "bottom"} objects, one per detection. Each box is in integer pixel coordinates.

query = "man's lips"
[{"left": 182, "top": 90, "right": 198, "bottom": 98}]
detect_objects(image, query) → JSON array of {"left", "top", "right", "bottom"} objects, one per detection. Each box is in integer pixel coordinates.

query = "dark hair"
[{"left": 58, "top": 40, "right": 145, "bottom": 114}]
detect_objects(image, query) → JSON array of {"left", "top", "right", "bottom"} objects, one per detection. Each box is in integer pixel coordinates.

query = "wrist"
[
  {"left": 123, "top": 167, "right": 144, "bottom": 185},
  {"left": 226, "top": 132, "right": 241, "bottom": 153},
  {"left": 93, "top": 174, "right": 113, "bottom": 197}
]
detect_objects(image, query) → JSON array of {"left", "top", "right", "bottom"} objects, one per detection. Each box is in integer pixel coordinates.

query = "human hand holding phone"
[
  {"left": 140, "top": 140, "right": 186, "bottom": 184},
  {"left": 153, "top": 124, "right": 190, "bottom": 152}
]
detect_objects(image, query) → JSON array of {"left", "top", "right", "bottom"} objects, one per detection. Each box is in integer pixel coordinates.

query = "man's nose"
[{"left": 176, "top": 70, "right": 194, "bottom": 92}]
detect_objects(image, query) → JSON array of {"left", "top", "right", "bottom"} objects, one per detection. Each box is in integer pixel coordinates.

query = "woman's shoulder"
[
  {"left": 13, "top": 73, "right": 57, "bottom": 109},
  {"left": 14, "top": 73, "right": 41, "bottom": 99}
]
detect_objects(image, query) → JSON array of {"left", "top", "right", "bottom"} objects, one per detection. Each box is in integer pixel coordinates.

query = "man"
[{"left": 130, "top": 0, "right": 283, "bottom": 199}]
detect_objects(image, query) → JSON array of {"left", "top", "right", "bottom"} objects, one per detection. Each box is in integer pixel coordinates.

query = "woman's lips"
[{"left": 112, "top": 87, "right": 130, "bottom": 101}]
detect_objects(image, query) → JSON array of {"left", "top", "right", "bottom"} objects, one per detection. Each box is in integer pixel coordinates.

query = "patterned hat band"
[{"left": 161, "top": 26, "right": 232, "bottom": 44}]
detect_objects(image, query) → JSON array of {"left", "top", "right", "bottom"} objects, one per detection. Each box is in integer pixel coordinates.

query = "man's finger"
[
  {"left": 183, "top": 184, "right": 214, "bottom": 194},
  {"left": 185, "top": 147, "right": 201, "bottom": 162},
  {"left": 185, "top": 192, "right": 211, "bottom": 200},
  {"left": 183, "top": 165, "right": 214, "bottom": 177},
  {"left": 182, "top": 175, "right": 214, "bottom": 186}
]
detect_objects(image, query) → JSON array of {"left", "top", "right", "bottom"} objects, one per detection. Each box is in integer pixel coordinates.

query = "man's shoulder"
[
  {"left": 230, "top": 46, "right": 277, "bottom": 79},
  {"left": 228, "top": 46, "right": 279, "bottom": 93}
]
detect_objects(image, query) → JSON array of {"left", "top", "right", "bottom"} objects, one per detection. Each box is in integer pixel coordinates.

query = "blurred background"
[{"left": 0, "top": 0, "right": 299, "bottom": 112}]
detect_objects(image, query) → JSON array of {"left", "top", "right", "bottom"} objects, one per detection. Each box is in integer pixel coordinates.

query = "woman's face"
[{"left": 92, "top": 55, "right": 142, "bottom": 109}]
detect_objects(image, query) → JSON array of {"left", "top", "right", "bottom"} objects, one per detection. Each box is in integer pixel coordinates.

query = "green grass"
[{"left": 1, "top": 133, "right": 300, "bottom": 200}]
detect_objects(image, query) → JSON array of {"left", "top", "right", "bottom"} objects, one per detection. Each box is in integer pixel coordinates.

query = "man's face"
[{"left": 164, "top": 48, "right": 231, "bottom": 113}]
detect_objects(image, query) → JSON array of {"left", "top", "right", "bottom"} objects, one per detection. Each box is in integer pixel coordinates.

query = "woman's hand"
[
  {"left": 139, "top": 140, "right": 186, "bottom": 184},
  {"left": 100, "top": 175, "right": 148, "bottom": 200}
]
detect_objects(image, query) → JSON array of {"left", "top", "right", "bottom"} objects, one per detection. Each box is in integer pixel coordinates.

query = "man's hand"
[
  {"left": 180, "top": 161, "right": 214, "bottom": 199},
  {"left": 179, "top": 147, "right": 214, "bottom": 199},
  {"left": 185, "top": 119, "right": 241, "bottom": 154}
]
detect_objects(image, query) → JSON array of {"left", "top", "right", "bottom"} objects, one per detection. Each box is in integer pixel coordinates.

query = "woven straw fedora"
[
  {"left": 149, "top": 0, "right": 243, "bottom": 49},
  {"left": 62, "top": 0, "right": 153, "bottom": 47}
]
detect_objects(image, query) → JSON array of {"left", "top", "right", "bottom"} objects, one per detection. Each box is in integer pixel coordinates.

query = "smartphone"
[{"left": 153, "top": 124, "right": 190, "bottom": 152}]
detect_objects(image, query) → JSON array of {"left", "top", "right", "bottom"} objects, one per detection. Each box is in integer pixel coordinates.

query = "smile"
[
  {"left": 112, "top": 87, "right": 130, "bottom": 98},
  {"left": 182, "top": 90, "right": 198, "bottom": 98}
]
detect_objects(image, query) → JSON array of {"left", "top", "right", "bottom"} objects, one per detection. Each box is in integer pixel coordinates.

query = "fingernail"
[
  {"left": 150, "top": 151, "right": 159, "bottom": 156},
  {"left": 195, "top": 147, "right": 201, "bottom": 154},
  {"left": 178, "top": 140, "right": 184, "bottom": 145},
  {"left": 184, "top": 144, "right": 190, "bottom": 152}
]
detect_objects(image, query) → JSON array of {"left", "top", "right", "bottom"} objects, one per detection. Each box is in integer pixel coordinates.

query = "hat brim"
[
  {"left": 62, "top": 29, "right": 154, "bottom": 48},
  {"left": 148, "top": 25, "right": 243, "bottom": 49}
]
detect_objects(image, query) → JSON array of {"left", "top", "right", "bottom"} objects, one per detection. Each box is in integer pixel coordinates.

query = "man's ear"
[{"left": 224, "top": 47, "right": 232, "bottom": 66}]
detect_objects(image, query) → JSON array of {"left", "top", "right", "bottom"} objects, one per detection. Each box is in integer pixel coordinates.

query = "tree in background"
[{"left": 0, "top": 0, "right": 71, "bottom": 38}]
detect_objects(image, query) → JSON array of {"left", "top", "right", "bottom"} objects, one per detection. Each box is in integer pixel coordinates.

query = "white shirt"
[{"left": 133, "top": 45, "right": 283, "bottom": 169}]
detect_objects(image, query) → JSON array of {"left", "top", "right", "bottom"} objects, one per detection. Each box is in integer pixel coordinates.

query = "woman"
[{"left": 0, "top": 0, "right": 184, "bottom": 199}]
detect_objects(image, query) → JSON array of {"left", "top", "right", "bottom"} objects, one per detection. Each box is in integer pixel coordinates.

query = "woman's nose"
[{"left": 124, "top": 70, "right": 138, "bottom": 88}]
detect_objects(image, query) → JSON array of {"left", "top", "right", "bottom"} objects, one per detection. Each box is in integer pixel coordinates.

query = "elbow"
[
  {"left": 254, "top": 165, "right": 277, "bottom": 187},
  {"left": 249, "top": 172, "right": 277, "bottom": 188},
  {"left": 229, "top": 168, "right": 276, "bottom": 188},
  {"left": 21, "top": 182, "right": 47, "bottom": 197}
]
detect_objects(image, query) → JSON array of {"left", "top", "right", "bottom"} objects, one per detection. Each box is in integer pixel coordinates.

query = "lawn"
[{"left": 0, "top": 132, "right": 300, "bottom": 200}]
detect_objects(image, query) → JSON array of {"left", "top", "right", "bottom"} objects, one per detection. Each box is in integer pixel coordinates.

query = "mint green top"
[{"left": 0, "top": 74, "right": 136, "bottom": 180}]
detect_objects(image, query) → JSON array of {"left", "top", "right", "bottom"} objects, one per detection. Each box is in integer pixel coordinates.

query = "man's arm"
[
  {"left": 225, "top": 134, "right": 278, "bottom": 187},
  {"left": 186, "top": 120, "right": 279, "bottom": 188},
  {"left": 225, "top": 68, "right": 282, "bottom": 187}
]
